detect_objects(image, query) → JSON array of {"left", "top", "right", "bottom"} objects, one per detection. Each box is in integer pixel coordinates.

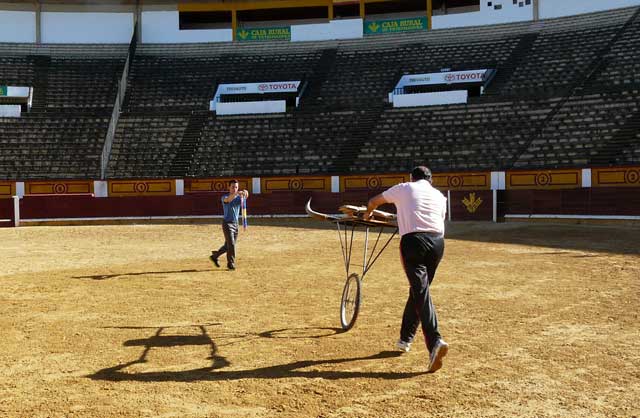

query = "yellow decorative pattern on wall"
[
  {"left": 26, "top": 181, "right": 93, "bottom": 195},
  {"left": 592, "top": 167, "right": 640, "bottom": 187},
  {"left": 108, "top": 180, "right": 175, "bottom": 196},
  {"left": 506, "top": 170, "right": 581, "bottom": 190},
  {"left": 340, "top": 174, "right": 408, "bottom": 192},
  {"left": 462, "top": 192, "right": 484, "bottom": 213},
  {"left": 432, "top": 172, "right": 490, "bottom": 190},
  {"left": 262, "top": 176, "right": 331, "bottom": 193},
  {"left": 186, "top": 178, "right": 252, "bottom": 193},
  {"left": 0, "top": 181, "right": 15, "bottom": 199}
]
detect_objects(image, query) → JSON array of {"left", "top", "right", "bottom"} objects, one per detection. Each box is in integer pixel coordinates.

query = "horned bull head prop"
[
  {"left": 305, "top": 198, "right": 397, "bottom": 224},
  {"left": 305, "top": 198, "right": 340, "bottom": 221}
]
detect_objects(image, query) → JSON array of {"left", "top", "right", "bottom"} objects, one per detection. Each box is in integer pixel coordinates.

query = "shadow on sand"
[
  {"left": 88, "top": 325, "right": 422, "bottom": 382},
  {"left": 72, "top": 268, "right": 215, "bottom": 280}
]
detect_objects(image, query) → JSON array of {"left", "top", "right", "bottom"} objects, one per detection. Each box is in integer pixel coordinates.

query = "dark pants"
[
  {"left": 212, "top": 221, "right": 238, "bottom": 268},
  {"left": 399, "top": 232, "right": 445, "bottom": 353}
]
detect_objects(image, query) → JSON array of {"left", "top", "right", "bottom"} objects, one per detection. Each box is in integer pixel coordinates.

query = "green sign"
[
  {"left": 364, "top": 16, "right": 428, "bottom": 35},
  {"left": 236, "top": 26, "right": 291, "bottom": 41},
  {"left": 0, "top": 86, "right": 6, "bottom": 96}
]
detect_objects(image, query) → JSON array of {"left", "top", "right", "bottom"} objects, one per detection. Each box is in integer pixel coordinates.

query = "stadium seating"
[
  {"left": 106, "top": 113, "right": 190, "bottom": 178},
  {"left": 0, "top": 114, "right": 110, "bottom": 179},
  {"left": 496, "top": 25, "right": 622, "bottom": 96},
  {"left": 192, "top": 110, "right": 369, "bottom": 176},
  {"left": 1, "top": 6, "right": 639, "bottom": 180},
  {"left": 514, "top": 91, "right": 640, "bottom": 168},
  {"left": 0, "top": 44, "right": 127, "bottom": 180},
  {"left": 356, "top": 99, "right": 553, "bottom": 172},
  {"left": 591, "top": 13, "right": 640, "bottom": 88},
  {"left": 123, "top": 50, "right": 322, "bottom": 112}
]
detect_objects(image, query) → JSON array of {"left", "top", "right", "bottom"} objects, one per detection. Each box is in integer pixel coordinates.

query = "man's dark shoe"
[
  {"left": 209, "top": 255, "right": 220, "bottom": 268},
  {"left": 227, "top": 265, "right": 236, "bottom": 271}
]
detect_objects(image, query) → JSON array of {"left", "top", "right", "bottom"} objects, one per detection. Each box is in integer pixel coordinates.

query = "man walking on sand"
[
  {"left": 210, "top": 179, "right": 249, "bottom": 271},
  {"left": 364, "top": 166, "right": 448, "bottom": 373}
]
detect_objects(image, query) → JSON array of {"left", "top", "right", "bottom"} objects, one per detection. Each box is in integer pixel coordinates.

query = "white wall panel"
[
  {"left": 0, "top": 11, "right": 36, "bottom": 43},
  {"left": 291, "top": 18, "right": 362, "bottom": 42},
  {"left": 540, "top": 0, "right": 640, "bottom": 19},
  {"left": 432, "top": 1, "right": 532, "bottom": 29},
  {"left": 393, "top": 90, "right": 468, "bottom": 107},
  {"left": 41, "top": 12, "right": 133, "bottom": 44},
  {"left": 216, "top": 100, "right": 286, "bottom": 115}
]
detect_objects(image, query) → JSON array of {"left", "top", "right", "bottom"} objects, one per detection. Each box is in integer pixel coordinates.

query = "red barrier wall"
[
  {"left": 0, "top": 198, "right": 14, "bottom": 227},
  {"left": 501, "top": 187, "right": 640, "bottom": 216},
  {"left": 449, "top": 190, "right": 493, "bottom": 221},
  {"left": 18, "top": 191, "right": 385, "bottom": 221},
  {"left": 13, "top": 188, "right": 639, "bottom": 225}
]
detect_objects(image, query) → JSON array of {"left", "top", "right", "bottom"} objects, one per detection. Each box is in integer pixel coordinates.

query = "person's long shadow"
[
  {"left": 88, "top": 325, "right": 423, "bottom": 382},
  {"left": 72, "top": 269, "right": 214, "bottom": 280}
]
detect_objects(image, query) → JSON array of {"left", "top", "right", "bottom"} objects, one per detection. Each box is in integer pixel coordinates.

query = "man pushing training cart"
[{"left": 364, "top": 166, "right": 449, "bottom": 374}]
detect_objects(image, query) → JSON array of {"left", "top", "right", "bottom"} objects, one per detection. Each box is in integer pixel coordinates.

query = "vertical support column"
[
  {"left": 136, "top": 0, "right": 142, "bottom": 43},
  {"left": 491, "top": 171, "right": 505, "bottom": 223},
  {"left": 426, "top": 0, "right": 432, "bottom": 30},
  {"left": 232, "top": 9, "right": 237, "bottom": 41},
  {"left": 533, "top": 0, "right": 539, "bottom": 21},
  {"left": 581, "top": 168, "right": 592, "bottom": 188},
  {"left": 359, "top": 0, "right": 365, "bottom": 19},
  {"left": 175, "top": 179, "right": 184, "bottom": 196},
  {"left": 331, "top": 176, "right": 340, "bottom": 193},
  {"left": 491, "top": 171, "right": 506, "bottom": 191},
  {"left": 328, "top": 0, "right": 334, "bottom": 20},
  {"left": 492, "top": 189, "right": 497, "bottom": 223},
  {"left": 16, "top": 181, "right": 25, "bottom": 198},
  {"left": 447, "top": 190, "right": 452, "bottom": 222},
  {"left": 94, "top": 181, "right": 108, "bottom": 198},
  {"left": 13, "top": 195, "right": 20, "bottom": 227},
  {"left": 252, "top": 177, "right": 261, "bottom": 194},
  {"left": 35, "top": 1, "right": 41, "bottom": 44}
]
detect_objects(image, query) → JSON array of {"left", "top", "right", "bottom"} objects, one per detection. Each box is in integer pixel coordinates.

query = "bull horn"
[{"left": 305, "top": 198, "right": 337, "bottom": 221}]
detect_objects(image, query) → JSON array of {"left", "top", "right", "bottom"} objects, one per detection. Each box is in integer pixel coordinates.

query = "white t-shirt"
[{"left": 382, "top": 179, "right": 447, "bottom": 237}]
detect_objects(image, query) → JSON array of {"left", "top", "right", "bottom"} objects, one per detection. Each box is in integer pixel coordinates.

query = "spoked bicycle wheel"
[{"left": 340, "top": 273, "right": 362, "bottom": 331}]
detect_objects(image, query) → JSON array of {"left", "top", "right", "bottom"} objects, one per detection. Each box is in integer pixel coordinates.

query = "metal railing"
[{"left": 100, "top": 22, "right": 138, "bottom": 180}]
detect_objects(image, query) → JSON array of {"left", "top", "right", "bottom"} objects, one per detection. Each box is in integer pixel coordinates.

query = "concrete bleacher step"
[
  {"left": 168, "top": 112, "right": 208, "bottom": 178},
  {"left": 28, "top": 55, "right": 51, "bottom": 113}
]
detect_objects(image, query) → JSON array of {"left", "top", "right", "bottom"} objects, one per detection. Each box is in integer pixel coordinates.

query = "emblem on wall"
[{"left": 462, "top": 192, "right": 483, "bottom": 213}]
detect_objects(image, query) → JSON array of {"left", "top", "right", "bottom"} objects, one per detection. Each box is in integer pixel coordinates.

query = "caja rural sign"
[
  {"left": 364, "top": 17, "right": 428, "bottom": 34},
  {"left": 237, "top": 27, "right": 291, "bottom": 41}
]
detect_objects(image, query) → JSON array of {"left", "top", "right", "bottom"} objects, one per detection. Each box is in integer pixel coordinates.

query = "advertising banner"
[
  {"left": 0, "top": 86, "right": 30, "bottom": 97},
  {"left": 0, "top": 105, "right": 21, "bottom": 117},
  {"left": 364, "top": 16, "right": 427, "bottom": 35},
  {"left": 396, "top": 70, "right": 490, "bottom": 89},
  {"left": 236, "top": 27, "right": 291, "bottom": 41},
  {"left": 210, "top": 81, "right": 301, "bottom": 111},
  {"left": 390, "top": 69, "right": 493, "bottom": 102}
]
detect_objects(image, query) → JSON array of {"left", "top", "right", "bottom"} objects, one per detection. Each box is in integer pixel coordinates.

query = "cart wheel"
[{"left": 340, "top": 273, "right": 362, "bottom": 331}]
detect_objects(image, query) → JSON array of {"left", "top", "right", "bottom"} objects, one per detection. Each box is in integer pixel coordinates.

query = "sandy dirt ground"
[{"left": 0, "top": 220, "right": 638, "bottom": 417}]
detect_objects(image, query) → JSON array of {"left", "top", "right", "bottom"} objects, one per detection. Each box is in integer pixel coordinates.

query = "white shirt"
[{"left": 382, "top": 180, "right": 447, "bottom": 237}]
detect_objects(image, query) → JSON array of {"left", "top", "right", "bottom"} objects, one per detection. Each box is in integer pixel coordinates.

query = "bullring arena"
[
  {"left": 1, "top": 219, "right": 638, "bottom": 417},
  {"left": 2, "top": 0, "right": 640, "bottom": 415}
]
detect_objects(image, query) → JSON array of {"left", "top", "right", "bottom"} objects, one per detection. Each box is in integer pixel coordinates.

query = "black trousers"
[
  {"left": 213, "top": 221, "right": 238, "bottom": 268},
  {"left": 399, "top": 232, "right": 445, "bottom": 353}
]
